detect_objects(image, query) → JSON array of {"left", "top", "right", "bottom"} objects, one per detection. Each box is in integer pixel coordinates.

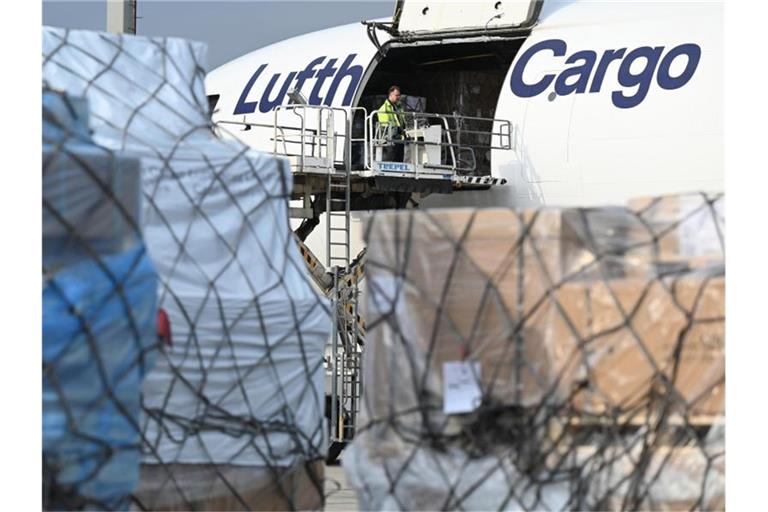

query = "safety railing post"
[
  {"left": 329, "top": 268, "right": 339, "bottom": 442},
  {"left": 272, "top": 112, "right": 277, "bottom": 155}
]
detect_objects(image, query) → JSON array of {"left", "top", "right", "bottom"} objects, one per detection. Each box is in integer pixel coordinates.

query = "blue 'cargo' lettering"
[
  {"left": 509, "top": 39, "right": 566, "bottom": 97},
  {"left": 613, "top": 46, "right": 665, "bottom": 108},
  {"left": 657, "top": 43, "right": 701, "bottom": 90},
  {"left": 509, "top": 39, "right": 701, "bottom": 108}
]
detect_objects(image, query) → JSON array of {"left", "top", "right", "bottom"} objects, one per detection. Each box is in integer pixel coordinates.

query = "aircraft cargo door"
[{"left": 392, "top": 0, "right": 541, "bottom": 36}]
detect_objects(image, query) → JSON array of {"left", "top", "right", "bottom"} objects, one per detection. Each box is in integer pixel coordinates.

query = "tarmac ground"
[{"left": 325, "top": 462, "right": 358, "bottom": 511}]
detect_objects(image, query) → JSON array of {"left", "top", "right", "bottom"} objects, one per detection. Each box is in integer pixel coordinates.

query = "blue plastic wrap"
[
  {"left": 42, "top": 88, "right": 158, "bottom": 510},
  {"left": 43, "top": 89, "right": 143, "bottom": 271},
  {"left": 43, "top": 245, "right": 157, "bottom": 509}
]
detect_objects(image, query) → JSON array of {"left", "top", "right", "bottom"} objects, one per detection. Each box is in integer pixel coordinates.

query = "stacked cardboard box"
[
  {"left": 625, "top": 193, "right": 724, "bottom": 275},
  {"left": 560, "top": 193, "right": 724, "bottom": 279},
  {"left": 361, "top": 205, "right": 724, "bottom": 421},
  {"left": 133, "top": 460, "right": 324, "bottom": 511},
  {"left": 549, "top": 273, "right": 724, "bottom": 421},
  {"left": 348, "top": 197, "right": 724, "bottom": 510},
  {"left": 362, "top": 208, "right": 564, "bottom": 427}
]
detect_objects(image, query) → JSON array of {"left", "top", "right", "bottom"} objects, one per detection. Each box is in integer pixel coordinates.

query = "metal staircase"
[
  {"left": 326, "top": 178, "right": 351, "bottom": 269},
  {"left": 337, "top": 350, "right": 361, "bottom": 441}
]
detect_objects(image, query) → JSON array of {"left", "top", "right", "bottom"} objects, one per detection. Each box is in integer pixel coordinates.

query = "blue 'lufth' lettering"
[
  {"left": 509, "top": 39, "right": 701, "bottom": 109},
  {"left": 233, "top": 64, "right": 267, "bottom": 115},
  {"left": 233, "top": 54, "right": 363, "bottom": 115}
]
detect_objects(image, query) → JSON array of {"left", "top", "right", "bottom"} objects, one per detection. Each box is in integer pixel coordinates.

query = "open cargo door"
[{"left": 391, "top": 0, "right": 542, "bottom": 39}]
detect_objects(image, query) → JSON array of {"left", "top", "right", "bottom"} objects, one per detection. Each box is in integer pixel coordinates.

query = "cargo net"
[
  {"left": 43, "top": 27, "right": 330, "bottom": 511},
  {"left": 346, "top": 197, "right": 725, "bottom": 511}
]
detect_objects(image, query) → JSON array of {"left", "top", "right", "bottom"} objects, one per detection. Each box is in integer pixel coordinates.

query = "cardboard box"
[
  {"left": 355, "top": 205, "right": 725, "bottom": 511},
  {"left": 134, "top": 460, "right": 324, "bottom": 511},
  {"left": 364, "top": 207, "right": 724, "bottom": 425},
  {"left": 626, "top": 193, "right": 725, "bottom": 270},
  {"left": 559, "top": 205, "right": 644, "bottom": 280},
  {"left": 364, "top": 207, "right": 565, "bottom": 421},
  {"left": 548, "top": 272, "right": 724, "bottom": 421},
  {"left": 559, "top": 194, "right": 725, "bottom": 280}
]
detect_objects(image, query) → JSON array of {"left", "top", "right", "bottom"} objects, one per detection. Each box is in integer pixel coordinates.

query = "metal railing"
[
  {"left": 328, "top": 269, "right": 363, "bottom": 444},
  {"left": 216, "top": 105, "right": 340, "bottom": 172},
  {"left": 366, "top": 110, "right": 513, "bottom": 175},
  {"left": 273, "top": 105, "right": 336, "bottom": 172},
  {"left": 215, "top": 106, "right": 512, "bottom": 177}
]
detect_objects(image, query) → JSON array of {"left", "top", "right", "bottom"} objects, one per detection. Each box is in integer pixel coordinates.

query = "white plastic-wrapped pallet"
[{"left": 43, "top": 27, "right": 330, "bottom": 510}]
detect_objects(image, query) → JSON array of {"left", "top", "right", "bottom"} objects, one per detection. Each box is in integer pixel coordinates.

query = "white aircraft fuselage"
[{"left": 206, "top": 0, "right": 722, "bottom": 208}]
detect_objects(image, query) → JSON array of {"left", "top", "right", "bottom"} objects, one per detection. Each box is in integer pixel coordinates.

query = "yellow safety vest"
[{"left": 377, "top": 99, "right": 405, "bottom": 127}]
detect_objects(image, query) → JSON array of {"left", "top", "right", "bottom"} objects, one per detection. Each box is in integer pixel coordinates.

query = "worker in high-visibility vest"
[{"left": 377, "top": 85, "right": 406, "bottom": 162}]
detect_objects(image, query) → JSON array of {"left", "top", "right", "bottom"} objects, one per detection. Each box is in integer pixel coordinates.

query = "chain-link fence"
[
  {"left": 43, "top": 27, "right": 330, "bottom": 510},
  {"left": 346, "top": 196, "right": 725, "bottom": 510}
]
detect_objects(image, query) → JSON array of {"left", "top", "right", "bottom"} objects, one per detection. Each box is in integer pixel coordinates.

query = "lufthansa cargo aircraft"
[{"left": 205, "top": 0, "right": 722, "bottom": 209}]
